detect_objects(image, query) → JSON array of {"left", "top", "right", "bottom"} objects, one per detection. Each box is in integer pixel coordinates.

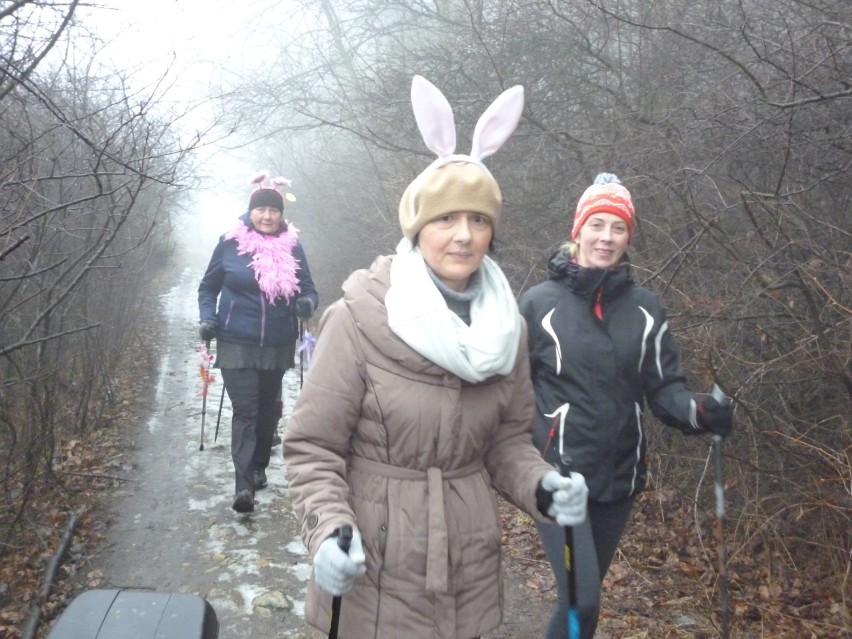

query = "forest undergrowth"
[{"left": 0, "top": 331, "right": 847, "bottom": 639}]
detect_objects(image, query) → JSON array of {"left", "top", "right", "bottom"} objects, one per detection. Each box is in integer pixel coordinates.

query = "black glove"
[
  {"left": 295, "top": 297, "right": 314, "bottom": 320},
  {"left": 697, "top": 395, "right": 733, "bottom": 437},
  {"left": 199, "top": 319, "right": 218, "bottom": 341}
]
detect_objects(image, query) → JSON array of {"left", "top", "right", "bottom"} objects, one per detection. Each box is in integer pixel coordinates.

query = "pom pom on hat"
[
  {"left": 572, "top": 172, "right": 635, "bottom": 240},
  {"left": 248, "top": 171, "right": 294, "bottom": 212}
]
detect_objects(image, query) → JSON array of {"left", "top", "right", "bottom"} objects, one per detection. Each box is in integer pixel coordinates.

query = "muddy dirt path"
[
  {"left": 72, "top": 263, "right": 312, "bottom": 638},
  {"left": 62, "top": 255, "right": 551, "bottom": 639}
]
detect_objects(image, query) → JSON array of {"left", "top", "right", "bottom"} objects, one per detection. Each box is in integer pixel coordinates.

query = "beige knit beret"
[{"left": 398, "top": 161, "right": 502, "bottom": 242}]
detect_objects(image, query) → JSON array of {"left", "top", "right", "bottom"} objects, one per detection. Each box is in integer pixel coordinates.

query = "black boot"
[
  {"left": 253, "top": 469, "right": 268, "bottom": 490},
  {"left": 232, "top": 489, "right": 254, "bottom": 513}
]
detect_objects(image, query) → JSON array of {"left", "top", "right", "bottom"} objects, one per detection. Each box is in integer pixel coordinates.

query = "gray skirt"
[{"left": 214, "top": 340, "right": 296, "bottom": 371}]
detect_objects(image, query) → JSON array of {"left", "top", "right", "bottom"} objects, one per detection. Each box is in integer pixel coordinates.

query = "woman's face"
[
  {"left": 250, "top": 206, "right": 284, "bottom": 234},
  {"left": 418, "top": 211, "right": 492, "bottom": 291},
  {"left": 575, "top": 212, "right": 630, "bottom": 269}
]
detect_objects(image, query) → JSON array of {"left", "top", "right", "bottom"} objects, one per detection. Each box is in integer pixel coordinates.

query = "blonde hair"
[{"left": 561, "top": 240, "right": 578, "bottom": 259}]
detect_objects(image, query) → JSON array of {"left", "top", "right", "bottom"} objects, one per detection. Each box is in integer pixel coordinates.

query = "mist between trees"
[{"left": 2, "top": 0, "right": 850, "bottom": 634}]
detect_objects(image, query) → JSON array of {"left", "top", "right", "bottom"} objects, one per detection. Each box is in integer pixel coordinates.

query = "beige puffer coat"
[{"left": 283, "top": 255, "right": 556, "bottom": 639}]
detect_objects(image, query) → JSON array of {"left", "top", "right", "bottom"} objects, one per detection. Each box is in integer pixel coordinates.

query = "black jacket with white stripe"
[{"left": 518, "top": 250, "right": 705, "bottom": 503}]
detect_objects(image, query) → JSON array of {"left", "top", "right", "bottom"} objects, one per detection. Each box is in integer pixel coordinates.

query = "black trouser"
[
  {"left": 220, "top": 367, "right": 285, "bottom": 494},
  {"left": 537, "top": 495, "right": 635, "bottom": 639}
]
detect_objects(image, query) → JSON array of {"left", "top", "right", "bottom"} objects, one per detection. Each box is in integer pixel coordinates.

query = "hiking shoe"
[
  {"left": 253, "top": 469, "right": 268, "bottom": 490},
  {"left": 271, "top": 434, "right": 282, "bottom": 447},
  {"left": 232, "top": 489, "right": 254, "bottom": 513}
]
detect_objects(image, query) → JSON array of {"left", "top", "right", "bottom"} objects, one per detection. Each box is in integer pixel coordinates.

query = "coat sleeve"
[
  {"left": 282, "top": 301, "right": 366, "bottom": 554},
  {"left": 197, "top": 238, "right": 225, "bottom": 323},
  {"left": 293, "top": 241, "right": 319, "bottom": 310},
  {"left": 643, "top": 302, "right": 704, "bottom": 435},
  {"left": 483, "top": 322, "right": 554, "bottom": 520}
]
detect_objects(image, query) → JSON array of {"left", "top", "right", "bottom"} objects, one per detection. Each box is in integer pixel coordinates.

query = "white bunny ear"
[
  {"left": 410, "top": 75, "right": 457, "bottom": 158},
  {"left": 470, "top": 85, "right": 524, "bottom": 161}
]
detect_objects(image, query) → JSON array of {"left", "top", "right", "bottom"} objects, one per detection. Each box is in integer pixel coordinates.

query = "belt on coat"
[{"left": 349, "top": 456, "right": 485, "bottom": 593}]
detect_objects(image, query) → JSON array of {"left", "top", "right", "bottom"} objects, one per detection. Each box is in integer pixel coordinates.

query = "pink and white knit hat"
[{"left": 571, "top": 173, "right": 635, "bottom": 240}]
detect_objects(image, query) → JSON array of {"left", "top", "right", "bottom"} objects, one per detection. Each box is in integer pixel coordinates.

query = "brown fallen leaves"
[
  {"left": 497, "top": 485, "right": 847, "bottom": 638},
  {"left": 0, "top": 376, "right": 142, "bottom": 638}
]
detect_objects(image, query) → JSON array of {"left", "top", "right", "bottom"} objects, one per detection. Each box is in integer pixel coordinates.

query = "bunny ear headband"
[
  {"left": 398, "top": 76, "right": 525, "bottom": 242},
  {"left": 410, "top": 75, "right": 524, "bottom": 171},
  {"left": 249, "top": 171, "right": 296, "bottom": 202}
]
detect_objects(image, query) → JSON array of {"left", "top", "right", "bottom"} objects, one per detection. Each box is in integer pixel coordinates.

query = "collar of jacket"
[{"left": 546, "top": 249, "right": 633, "bottom": 301}]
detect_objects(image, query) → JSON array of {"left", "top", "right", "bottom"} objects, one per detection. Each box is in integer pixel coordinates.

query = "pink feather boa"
[{"left": 225, "top": 221, "right": 301, "bottom": 305}]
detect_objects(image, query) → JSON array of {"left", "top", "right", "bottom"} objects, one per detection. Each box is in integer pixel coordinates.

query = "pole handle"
[
  {"left": 329, "top": 525, "right": 353, "bottom": 639},
  {"left": 557, "top": 454, "right": 572, "bottom": 479},
  {"left": 337, "top": 524, "right": 353, "bottom": 553}
]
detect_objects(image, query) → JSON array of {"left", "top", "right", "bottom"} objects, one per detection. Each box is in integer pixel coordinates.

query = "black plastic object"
[{"left": 47, "top": 589, "right": 218, "bottom": 639}]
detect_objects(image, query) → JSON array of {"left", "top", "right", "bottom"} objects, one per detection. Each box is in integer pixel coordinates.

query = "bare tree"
[
  {"left": 217, "top": 0, "right": 851, "bottom": 632},
  {"left": 0, "top": 2, "right": 204, "bottom": 547}
]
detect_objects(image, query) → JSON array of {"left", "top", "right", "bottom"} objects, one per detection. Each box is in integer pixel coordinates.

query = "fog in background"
[
  {"left": 78, "top": 0, "right": 297, "bottom": 252},
  {"left": 1, "top": 1, "right": 849, "bottom": 635}
]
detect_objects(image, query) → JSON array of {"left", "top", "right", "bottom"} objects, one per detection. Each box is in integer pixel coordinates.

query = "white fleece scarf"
[{"left": 385, "top": 238, "right": 521, "bottom": 383}]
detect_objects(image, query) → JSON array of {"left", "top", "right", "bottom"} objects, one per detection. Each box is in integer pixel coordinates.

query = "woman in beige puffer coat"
[{"left": 283, "top": 75, "right": 588, "bottom": 639}]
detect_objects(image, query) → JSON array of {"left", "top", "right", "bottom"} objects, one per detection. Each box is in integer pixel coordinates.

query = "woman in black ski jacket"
[
  {"left": 198, "top": 172, "right": 318, "bottom": 514},
  {"left": 518, "top": 173, "right": 734, "bottom": 639}
]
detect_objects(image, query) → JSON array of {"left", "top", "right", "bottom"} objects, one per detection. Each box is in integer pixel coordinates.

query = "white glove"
[
  {"left": 541, "top": 470, "right": 588, "bottom": 526},
  {"left": 313, "top": 529, "right": 367, "bottom": 596}
]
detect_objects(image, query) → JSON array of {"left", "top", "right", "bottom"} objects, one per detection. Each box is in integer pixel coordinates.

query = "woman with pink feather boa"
[{"left": 198, "top": 172, "right": 318, "bottom": 513}]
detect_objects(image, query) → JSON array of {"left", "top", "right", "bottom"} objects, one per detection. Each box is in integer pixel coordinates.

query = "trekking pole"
[
  {"left": 711, "top": 383, "right": 731, "bottom": 639},
  {"left": 557, "top": 453, "right": 580, "bottom": 639},
  {"left": 328, "top": 524, "right": 353, "bottom": 639},
  {"left": 199, "top": 340, "right": 211, "bottom": 451},
  {"left": 299, "top": 319, "right": 305, "bottom": 389},
  {"left": 213, "top": 384, "right": 225, "bottom": 443}
]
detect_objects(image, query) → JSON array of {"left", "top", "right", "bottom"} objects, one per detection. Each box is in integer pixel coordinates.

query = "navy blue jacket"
[
  {"left": 198, "top": 216, "right": 318, "bottom": 348},
  {"left": 518, "top": 250, "right": 704, "bottom": 503}
]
